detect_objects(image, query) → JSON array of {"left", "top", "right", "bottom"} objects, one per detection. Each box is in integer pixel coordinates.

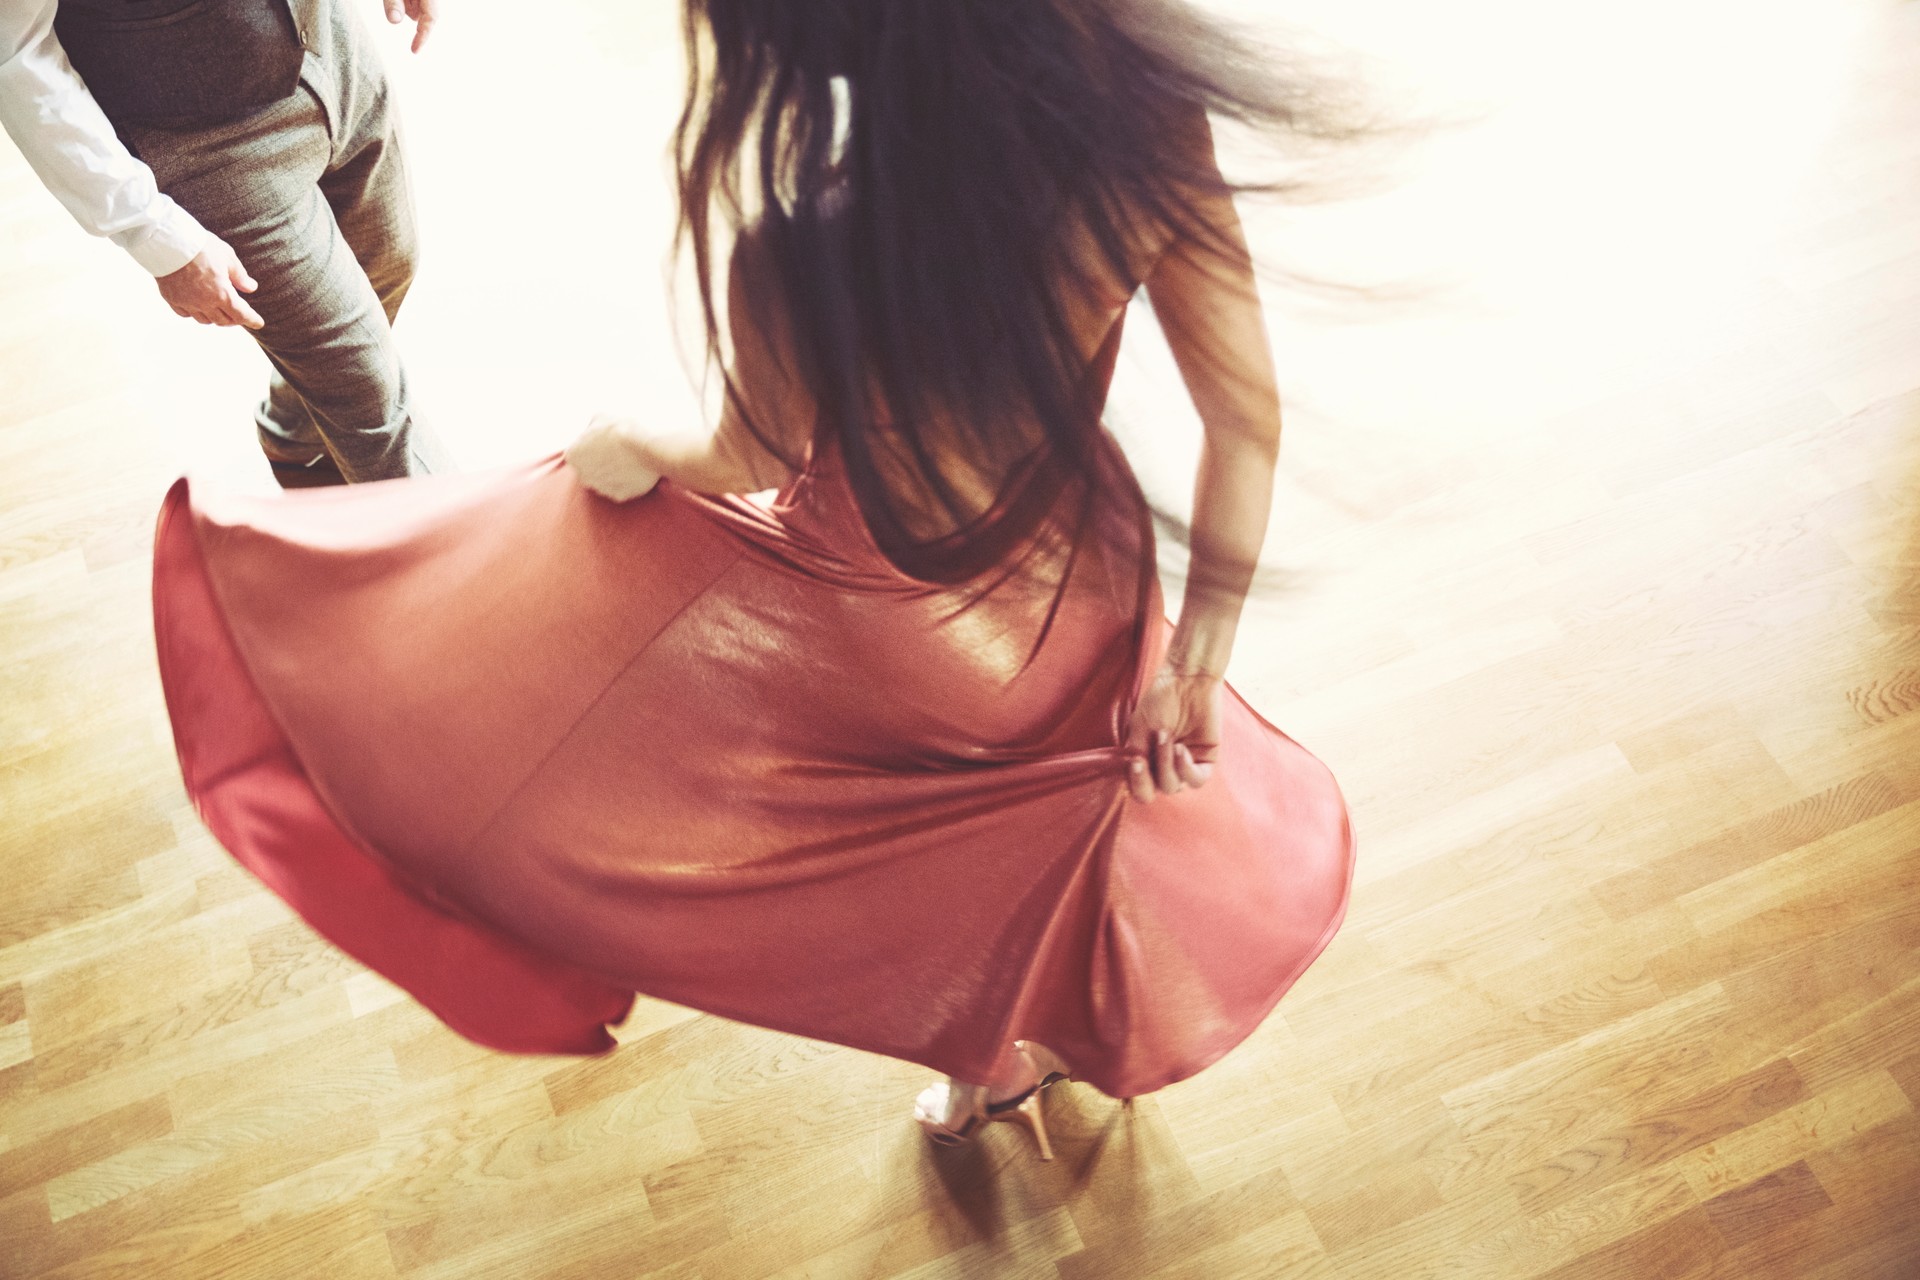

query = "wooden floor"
[{"left": 4, "top": 1, "right": 1918, "bottom": 1276}]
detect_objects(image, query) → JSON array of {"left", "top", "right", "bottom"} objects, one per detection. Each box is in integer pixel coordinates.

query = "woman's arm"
[
  {"left": 570, "top": 231, "right": 806, "bottom": 498},
  {"left": 1149, "top": 194, "right": 1280, "bottom": 674},
  {"left": 1126, "top": 131, "right": 1283, "bottom": 800},
  {"left": 570, "top": 398, "right": 794, "bottom": 498}
]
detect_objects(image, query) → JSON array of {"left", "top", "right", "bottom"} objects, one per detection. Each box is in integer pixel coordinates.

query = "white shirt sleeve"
[{"left": 0, "top": 0, "right": 210, "bottom": 276}]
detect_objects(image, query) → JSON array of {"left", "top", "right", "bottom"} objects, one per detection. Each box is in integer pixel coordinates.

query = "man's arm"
[{"left": 0, "top": 0, "right": 261, "bottom": 326}]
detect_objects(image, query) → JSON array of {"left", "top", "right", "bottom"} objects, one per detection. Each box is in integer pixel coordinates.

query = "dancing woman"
[{"left": 152, "top": 0, "right": 1355, "bottom": 1159}]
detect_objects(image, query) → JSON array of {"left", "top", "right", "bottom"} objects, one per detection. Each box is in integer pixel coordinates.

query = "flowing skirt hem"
[{"left": 154, "top": 479, "right": 637, "bottom": 1056}]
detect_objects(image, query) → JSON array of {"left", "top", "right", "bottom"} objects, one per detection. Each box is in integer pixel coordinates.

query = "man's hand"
[
  {"left": 383, "top": 0, "right": 438, "bottom": 53},
  {"left": 156, "top": 239, "right": 264, "bottom": 329}
]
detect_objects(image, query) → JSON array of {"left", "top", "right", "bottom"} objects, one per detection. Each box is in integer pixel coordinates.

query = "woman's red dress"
[{"left": 151, "top": 331, "right": 1353, "bottom": 1098}]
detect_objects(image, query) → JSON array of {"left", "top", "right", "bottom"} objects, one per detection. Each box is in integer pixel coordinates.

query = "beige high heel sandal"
[{"left": 914, "top": 1040, "right": 1072, "bottom": 1160}]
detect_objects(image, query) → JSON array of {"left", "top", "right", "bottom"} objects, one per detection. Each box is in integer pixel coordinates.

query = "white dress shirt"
[{"left": 0, "top": 0, "right": 210, "bottom": 275}]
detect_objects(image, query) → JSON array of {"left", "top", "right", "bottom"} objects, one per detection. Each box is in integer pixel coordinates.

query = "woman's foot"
[{"left": 913, "top": 1040, "right": 1071, "bottom": 1159}]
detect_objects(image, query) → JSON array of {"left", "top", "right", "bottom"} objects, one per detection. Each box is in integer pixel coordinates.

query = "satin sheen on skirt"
[{"left": 152, "top": 408, "right": 1355, "bottom": 1100}]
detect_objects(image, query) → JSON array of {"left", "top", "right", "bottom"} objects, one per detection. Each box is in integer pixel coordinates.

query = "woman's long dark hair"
[{"left": 676, "top": 0, "right": 1352, "bottom": 585}]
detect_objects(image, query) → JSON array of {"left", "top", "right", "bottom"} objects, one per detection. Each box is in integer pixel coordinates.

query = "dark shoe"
[{"left": 270, "top": 454, "right": 348, "bottom": 489}]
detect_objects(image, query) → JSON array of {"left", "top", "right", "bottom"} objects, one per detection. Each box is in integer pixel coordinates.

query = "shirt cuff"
[{"left": 112, "top": 197, "right": 209, "bottom": 276}]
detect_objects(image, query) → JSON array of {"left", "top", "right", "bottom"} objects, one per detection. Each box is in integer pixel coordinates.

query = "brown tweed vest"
[{"left": 53, "top": 0, "right": 304, "bottom": 129}]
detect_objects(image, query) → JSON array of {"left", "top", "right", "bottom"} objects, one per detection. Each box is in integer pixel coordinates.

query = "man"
[{"left": 0, "top": 0, "right": 445, "bottom": 486}]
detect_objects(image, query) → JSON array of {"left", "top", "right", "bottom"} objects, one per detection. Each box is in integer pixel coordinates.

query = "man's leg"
[
  {"left": 323, "top": 87, "right": 414, "bottom": 325},
  {"left": 313, "top": 76, "right": 449, "bottom": 477},
  {"left": 307, "top": 0, "right": 447, "bottom": 478},
  {"left": 254, "top": 91, "right": 430, "bottom": 484},
  {"left": 126, "top": 87, "right": 429, "bottom": 484},
  {"left": 255, "top": 374, "right": 340, "bottom": 486},
  {"left": 240, "top": 170, "right": 425, "bottom": 484}
]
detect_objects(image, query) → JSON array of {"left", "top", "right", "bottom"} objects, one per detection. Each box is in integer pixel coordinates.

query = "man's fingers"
[
  {"left": 229, "top": 262, "right": 258, "bottom": 293},
  {"left": 408, "top": 1, "right": 434, "bottom": 53},
  {"left": 227, "top": 290, "right": 266, "bottom": 329},
  {"left": 207, "top": 284, "right": 264, "bottom": 329},
  {"left": 384, "top": 0, "right": 405, "bottom": 23}
]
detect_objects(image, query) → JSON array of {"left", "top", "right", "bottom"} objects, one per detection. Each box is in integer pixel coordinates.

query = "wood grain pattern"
[{"left": 3, "top": 0, "right": 1918, "bottom": 1275}]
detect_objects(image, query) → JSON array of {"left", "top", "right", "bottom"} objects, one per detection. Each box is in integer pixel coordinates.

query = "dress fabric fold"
[{"left": 152, "top": 374, "right": 1355, "bottom": 1099}]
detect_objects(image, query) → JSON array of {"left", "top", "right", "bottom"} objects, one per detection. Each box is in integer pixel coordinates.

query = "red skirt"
[{"left": 152, "top": 453, "right": 1353, "bottom": 1097}]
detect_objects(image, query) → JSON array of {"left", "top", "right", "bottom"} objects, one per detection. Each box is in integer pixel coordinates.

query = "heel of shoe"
[
  {"left": 998, "top": 1090, "right": 1059, "bottom": 1159},
  {"left": 1005, "top": 1091, "right": 1055, "bottom": 1161},
  {"left": 992, "top": 1041, "right": 1070, "bottom": 1161}
]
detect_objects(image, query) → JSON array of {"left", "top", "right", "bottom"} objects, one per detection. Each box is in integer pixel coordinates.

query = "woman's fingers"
[
  {"left": 565, "top": 421, "right": 663, "bottom": 502},
  {"left": 1152, "top": 731, "right": 1182, "bottom": 795},
  {"left": 1174, "top": 743, "right": 1214, "bottom": 789},
  {"left": 1126, "top": 739, "right": 1219, "bottom": 802},
  {"left": 1127, "top": 756, "right": 1155, "bottom": 803}
]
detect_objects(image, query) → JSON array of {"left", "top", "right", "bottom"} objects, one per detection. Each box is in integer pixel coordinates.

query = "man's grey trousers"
[{"left": 122, "top": 0, "right": 444, "bottom": 483}]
